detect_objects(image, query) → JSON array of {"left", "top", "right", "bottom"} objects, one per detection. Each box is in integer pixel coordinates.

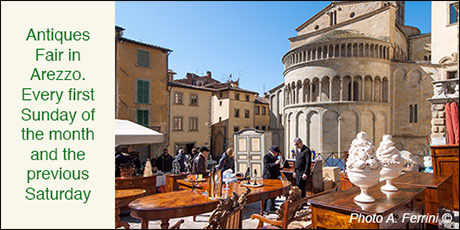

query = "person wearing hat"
[
  {"left": 192, "top": 146, "right": 210, "bottom": 176},
  {"left": 263, "top": 145, "right": 284, "bottom": 212}
]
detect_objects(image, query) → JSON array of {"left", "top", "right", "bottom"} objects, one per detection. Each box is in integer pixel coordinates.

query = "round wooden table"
[
  {"left": 116, "top": 189, "right": 146, "bottom": 229},
  {"left": 129, "top": 179, "right": 291, "bottom": 229}
]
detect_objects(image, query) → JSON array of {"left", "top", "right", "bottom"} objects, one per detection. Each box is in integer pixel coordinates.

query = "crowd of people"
[
  {"left": 115, "top": 145, "right": 227, "bottom": 177},
  {"left": 115, "top": 138, "right": 313, "bottom": 213}
]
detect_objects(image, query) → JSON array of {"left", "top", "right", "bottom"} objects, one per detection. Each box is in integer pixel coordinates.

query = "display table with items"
[
  {"left": 309, "top": 181, "right": 426, "bottom": 229},
  {"left": 392, "top": 171, "right": 453, "bottom": 228},
  {"left": 131, "top": 179, "right": 290, "bottom": 229}
]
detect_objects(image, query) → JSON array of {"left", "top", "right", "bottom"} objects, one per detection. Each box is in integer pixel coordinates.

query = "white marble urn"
[
  {"left": 376, "top": 135, "right": 403, "bottom": 192},
  {"left": 346, "top": 131, "right": 382, "bottom": 203}
]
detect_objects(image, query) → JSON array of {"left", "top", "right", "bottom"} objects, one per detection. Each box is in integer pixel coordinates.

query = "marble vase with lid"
[
  {"left": 376, "top": 135, "right": 403, "bottom": 191},
  {"left": 346, "top": 131, "right": 382, "bottom": 203}
]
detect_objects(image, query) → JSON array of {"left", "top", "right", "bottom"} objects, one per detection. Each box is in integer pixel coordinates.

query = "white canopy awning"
[{"left": 115, "top": 119, "right": 164, "bottom": 145}]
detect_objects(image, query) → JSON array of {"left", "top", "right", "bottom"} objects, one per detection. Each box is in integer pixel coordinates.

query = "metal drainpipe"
[{"left": 166, "top": 50, "right": 173, "bottom": 155}]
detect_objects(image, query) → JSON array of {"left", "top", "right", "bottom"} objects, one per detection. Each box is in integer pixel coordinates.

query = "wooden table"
[
  {"left": 393, "top": 171, "right": 453, "bottom": 228},
  {"left": 115, "top": 189, "right": 146, "bottom": 229},
  {"left": 309, "top": 182, "right": 426, "bottom": 229},
  {"left": 130, "top": 179, "right": 291, "bottom": 229}
]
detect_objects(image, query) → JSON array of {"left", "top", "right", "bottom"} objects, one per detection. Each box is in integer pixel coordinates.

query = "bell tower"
[{"left": 389, "top": 1, "right": 405, "bottom": 26}]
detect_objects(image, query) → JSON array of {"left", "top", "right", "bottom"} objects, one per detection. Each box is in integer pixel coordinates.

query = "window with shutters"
[
  {"left": 255, "top": 106, "right": 260, "bottom": 115},
  {"left": 190, "top": 94, "right": 198, "bottom": 106},
  {"left": 174, "top": 92, "right": 183, "bottom": 105},
  {"left": 137, "top": 49, "right": 150, "bottom": 67},
  {"left": 189, "top": 117, "right": 198, "bottom": 131},
  {"left": 136, "top": 79, "right": 150, "bottom": 104},
  {"left": 137, "top": 109, "right": 149, "bottom": 127},
  {"left": 234, "top": 108, "right": 240, "bottom": 118},
  {"left": 245, "top": 109, "right": 250, "bottom": 118},
  {"left": 173, "top": 117, "right": 183, "bottom": 131}
]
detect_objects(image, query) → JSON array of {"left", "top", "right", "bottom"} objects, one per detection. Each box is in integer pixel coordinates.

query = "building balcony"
[{"left": 428, "top": 78, "right": 459, "bottom": 103}]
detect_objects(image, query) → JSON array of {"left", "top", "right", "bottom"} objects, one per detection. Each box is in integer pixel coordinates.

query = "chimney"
[
  {"left": 264, "top": 92, "right": 268, "bottom": 98},
  {"left": 206, "top": 71, "right": 212, "bottom": 79},
  {"left": 186, "top": 73, "right": 192, "bottom": 83}
]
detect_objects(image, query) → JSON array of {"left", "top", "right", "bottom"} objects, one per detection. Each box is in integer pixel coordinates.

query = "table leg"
[
  {"left": 260, "top": 200, "right": 265, "bottom": 215},
  {"left": 141, "top": 219, "right": 149, "bottom": 229},
  {"left": 160, "top": 219, "right": 170, "bottom": 229}
]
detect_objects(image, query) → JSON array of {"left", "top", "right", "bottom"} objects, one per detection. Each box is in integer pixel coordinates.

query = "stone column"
[
  {"left": 371, "top": 77, "right": 374, "bottom": 101},
  {"left": 332, "top": 45, "right": 335, "bottom": 58},
  {"left": 318, "top": 80, "right": 322, "bottom": 102},
  {"left": 329, "top": 78, "right": 333, "bottom": 102},
  {"left": 339, "top": 44, "right": 342, "bottom": 57},
  {"left": 301, "top": 83, "right": 305, "bottom": 103},
  {"left": 351, "top": 78, "right": 354, "bottom": 101},
  {"left": 340, "top": 78, "right": 343, "bottom": 101},
  {"left": 310, "top": 81, "right": 313, "bottom": 102}
]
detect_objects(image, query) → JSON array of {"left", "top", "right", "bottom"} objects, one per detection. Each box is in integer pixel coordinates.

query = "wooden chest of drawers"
[
  {"left": 309, "top": 182, "right": 426, "bottom": 229},
  {"left": 430, "top": 144, "right": 459, "bottom": 210},
  {"left": 165, "top": 173, "right": 189, "bottom": 192},
  {"left": 393, "top": 171, "right": 453, "bottom": 228},
  {"left": 115, "top": 175, "right": 156, "bottom": 196}
]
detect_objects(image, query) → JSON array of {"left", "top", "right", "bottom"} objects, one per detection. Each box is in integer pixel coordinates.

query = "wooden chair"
[
  {"left": 167, "top": 219, "right": 185, "bottom": 229},
  {"left": 251, "top": 186, "right": 338, "bottom": 229},
  {"left": 203, "top": 187, "right": 251, "bottom": 229}
]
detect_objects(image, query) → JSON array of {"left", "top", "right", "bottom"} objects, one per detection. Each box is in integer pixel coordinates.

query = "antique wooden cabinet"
[
  {"left": 165, "top": 173, "right": 189, "bottom": 192},
  {"left": 309, "top": 182, "right": 426, "bottom": 229},
  {"left": 234, "top": 129, "right": 271, "bottom": 177},
  {"left": 393, "top": 172, "right": 453, "bottom": 228},
  {"left": 430, "top": 144, "right": 459, "bottom": 210},
  {"left": 115, "top": 175, "right": 156, "bottom": 195}
]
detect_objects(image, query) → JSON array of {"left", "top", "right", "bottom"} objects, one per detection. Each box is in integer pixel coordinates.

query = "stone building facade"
[
  {"left": 269, "top": 1, "right": 441, "bottom": 159},
  {"left": 115, "top": 26, "right": 171, "bottom": 160},
  {"left": 167, "top": 81, "right": 213, "bottom": 156},
  {"left": 254, "top": 95, "right": 270, "bottom": 132}
]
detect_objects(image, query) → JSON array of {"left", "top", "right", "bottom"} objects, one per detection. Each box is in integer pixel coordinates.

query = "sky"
[{"left": 116, "top": 1, "right": 432, "bottom": 96}]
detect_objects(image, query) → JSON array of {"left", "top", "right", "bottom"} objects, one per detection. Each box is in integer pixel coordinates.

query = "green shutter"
[
  {"left": 144, "top": 51, "right": 150, "bottom": 67},
  {"left": 137, "top": 50, "right": 142, "bottom": 66},
  {"left": 144, "top": 81, "right": 150, "bottom": 103},
  {"left": 137, "top": 110, "right": 142, "bottom": 124}
]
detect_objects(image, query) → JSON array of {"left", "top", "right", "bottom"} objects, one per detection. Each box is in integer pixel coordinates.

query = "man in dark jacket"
[
  {"left": 192, "top": 146, "right": 209, "bottom": 176},
  {"left": 293, "top": 138, "right": 312, "bottom": 198},
  {"left": 157, "top": 148, "right": 174, "bottom": 172},
  {"left": 263, "top": 145, "right": 284, "bottom": 212}
]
